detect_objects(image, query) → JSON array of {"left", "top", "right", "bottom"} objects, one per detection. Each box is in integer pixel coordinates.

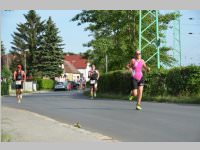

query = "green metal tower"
[
  {"left": 173, "top": 11, "right": 182, "bottom": 67},
  {"left": 139, "top": 10, "right": 160, "bottom": 69}
]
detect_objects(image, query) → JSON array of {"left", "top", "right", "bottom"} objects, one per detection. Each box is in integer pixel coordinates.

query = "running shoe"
[
  {"left": 129, "top": 95, "right": 134, "bottom": 101},
  {"left": 129, "top": 91, "right": 134, "bottom": 101},
  {"left": 94, "top": 92, "right": 96, "bottom": 97},
  {"left": 136, "top": 104, "right": 142, "bottom": 110},
  {"left": 18, "top": 100, "right": 21, "bottom": 104}
]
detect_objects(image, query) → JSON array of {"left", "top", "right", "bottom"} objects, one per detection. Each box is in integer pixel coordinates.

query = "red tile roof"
[
  {"left": 64, "top": 54, "right": 87, "bottom": 69},
  {"left": 64, "top": 61, "right": 80, "bottom": 74}
]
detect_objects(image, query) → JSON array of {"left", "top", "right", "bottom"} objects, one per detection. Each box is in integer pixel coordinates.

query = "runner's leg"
[
  {"left": 94, "top": 83, "right": 97, "bottom": 97},
  {"left": 16, "top": 89, "right": 20, "bottom": 103},
  {"left": 90, "top": 85, "right": 94, "bottom": 98},
  {"left": 19, "top": 89, "right": 23, "bottom": 100},
  {"left": 132, "top": 89, "right": 137, "bottom": 97},
  {"left": 137, "top": 85, "right": 143, "bottom": 105},
  {"left": 16, "top": 89, "right": 18, "bottom": 101},
  {"left": 129, "top": 77, "right": 138, "bottom": 101},
  {"left": 136, "top": 77, "right": 144, "bottom": 110}
]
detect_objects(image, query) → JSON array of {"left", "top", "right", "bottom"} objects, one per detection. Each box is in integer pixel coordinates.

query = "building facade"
[{"left": 64, "top": 54, "right": 91, "bottom": 81}]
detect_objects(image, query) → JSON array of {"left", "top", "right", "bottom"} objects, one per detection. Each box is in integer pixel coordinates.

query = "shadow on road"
[{"left": 57, "top": 107, "right": 137, "bottom": 111}]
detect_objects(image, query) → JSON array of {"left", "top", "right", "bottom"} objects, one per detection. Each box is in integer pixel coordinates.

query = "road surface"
[{"left": 2, "top": 90, "right": 200, "bottom": 142}]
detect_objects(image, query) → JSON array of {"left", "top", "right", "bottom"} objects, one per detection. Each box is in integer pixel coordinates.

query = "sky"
[
  {"left": 1, "top": 10, "right": 92, "bottom": 53},
  {"left": 161, "top": 10, "right": 200, "bottom": 66},
  {"left": 1, "top": 10, "right": 200, "bottom": 66}
]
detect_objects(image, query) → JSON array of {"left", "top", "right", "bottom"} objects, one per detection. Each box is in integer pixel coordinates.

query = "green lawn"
[
  {"left": 84, "top": 91, "right": 200, "bottom": 104},
  {"left": 1, "top": 131, "right": 12, "bottom": 142}
]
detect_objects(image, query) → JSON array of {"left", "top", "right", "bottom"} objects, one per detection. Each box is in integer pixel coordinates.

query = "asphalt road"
[{"left": 2, "top": 90, "right": 200, "bottom": 142}]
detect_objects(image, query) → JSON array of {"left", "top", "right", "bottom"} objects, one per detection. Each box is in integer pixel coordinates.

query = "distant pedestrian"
[
  {"left": 76, "top": 76, "right": 81, "bottom": 89},
  {"left": 82, "top": 77, "right": 86, "bottom": 90}
]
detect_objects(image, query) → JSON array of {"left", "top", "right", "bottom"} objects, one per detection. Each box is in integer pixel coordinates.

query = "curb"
[{"left": 4, "top": 90, "right": 54, "bottom": 96}]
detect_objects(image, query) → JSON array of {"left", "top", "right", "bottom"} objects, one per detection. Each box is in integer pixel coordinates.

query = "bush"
[
  {"left": 1, "top": 81, "right": 9, "bottom": 96},
  {"left": 98, "top": 70, "right": 131, "bottom": 95},
  {"left": 1, "top": 131, "right": 12, "bottom": 142},
  {"left": 34, "top": 78, "right": 55, "bottom": 90},
  {"left": 166, "top": 65, "right": 200, "bottom": 96},
  {"left": 143, "top": 69, "right": 168, "bottom": 96},
  {"left": 98, "top": 69, "right": 167, "bottom": 96},
  {"left": 98, "top": 65, "right": 200, "bottom": 97}
]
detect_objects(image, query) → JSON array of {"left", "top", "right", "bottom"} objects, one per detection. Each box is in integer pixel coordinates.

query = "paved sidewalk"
[
  {"left": 1, "top": 106, "right": 116, "bottom": 142},
  {"left": 8, "top": 90, "right": 53, "bottom": 96}
]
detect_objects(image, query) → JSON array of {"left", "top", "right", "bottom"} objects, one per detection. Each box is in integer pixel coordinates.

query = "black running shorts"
[
  {"left": 131, "top": 77, "right": 144, "bottom": 90},
  {"left": 15, "top": 81, "right": 23, "bottom": 89}
]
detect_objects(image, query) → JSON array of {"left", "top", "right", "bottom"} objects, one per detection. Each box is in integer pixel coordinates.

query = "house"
[
  {"left": 61, "top": 60, "right": 81, "bottom": 82},
  {"left": 64, "top": 54, "right": 91, "bottom": 81},
  {"left": 55, "top": 60, "right": 81, "bottom": 82},
  {"left": 1, "top": 53, "right": 15, "bottom": 69}
]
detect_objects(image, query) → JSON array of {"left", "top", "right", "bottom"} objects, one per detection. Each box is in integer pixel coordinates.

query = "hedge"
[
  {"left": 35, "top": 79, "right": 55, "bottom": 90},
  {"left": 1, "top": 81, "right": 9, "bottom": 96},
  {"left": 166, "top": 65, "right": 200, "bottom": 96},
  {"left": 98, "top": 65, "right": 200, "bottom": 97},
  {"left": 98, "top": 70, "right": 131, "bottom": 95},
  {"left": 143, "top": 69, "right": 168, "bottom": 96}
]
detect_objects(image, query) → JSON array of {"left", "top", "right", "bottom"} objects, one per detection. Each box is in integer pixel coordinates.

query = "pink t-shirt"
[{"left": 132, "top": 58, "right": 143, "bottom": 81}]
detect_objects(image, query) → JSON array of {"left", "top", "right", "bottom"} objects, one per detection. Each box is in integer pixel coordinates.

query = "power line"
[
  {"left": 182, "top": 24, "right": 200, "bottom": 26},
  {"left": 188, "top": 17, "right": 200, "bottom": 20},
  {"left": 188, "top": 32, "right": 200, "bottom": 35}
]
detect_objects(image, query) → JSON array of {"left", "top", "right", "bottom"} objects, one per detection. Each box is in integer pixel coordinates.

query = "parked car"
[{"left": 54, "top": 82, "right": 67, "bottom": 91}]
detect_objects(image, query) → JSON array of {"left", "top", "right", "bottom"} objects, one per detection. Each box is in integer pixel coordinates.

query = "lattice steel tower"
[
  {"left": 139, "top": 10, "right": 160, "bottom": 69},
  {"left": 173, "top": 10, "right": 182, "bottom": 67}
]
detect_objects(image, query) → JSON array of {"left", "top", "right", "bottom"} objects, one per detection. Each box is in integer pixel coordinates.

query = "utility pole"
[
  {"left": 105, "top": 54, "right": 108, "bottom": 73},
  {"left": 24, "top": 49, "right": 29, "bottom": 75}
]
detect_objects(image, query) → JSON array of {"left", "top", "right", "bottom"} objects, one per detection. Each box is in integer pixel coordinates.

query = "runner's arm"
[
  {"left": 143, "top": 60, "right": 150, "bottom": 72},
  {"left": 97, "top": 70, "right": 100, "bottom": 80},
  {"left": 126, "top": 59, "right": 134, "bottom": 73},
  {"left": 13, "top": 71, "right": 16, "bottom": 80},
  {"left": 22, "top": 71, "right": 26, "bottom": 81},
  {"left": 88, "top": 71, "right": 91, "bottom": 78}
]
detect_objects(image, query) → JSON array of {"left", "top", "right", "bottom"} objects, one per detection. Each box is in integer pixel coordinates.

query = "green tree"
[
  {"left": 72, "top": 10, "right": 178, "bottom": 72},
  {"left": 1, "top": 66, "right": 12, "bottom": 82},
  {"left": 10, "top": 10, "right": 45, "bottom": 76},
  {"left": 35, "top": 17, "right": 64, "bottom": 78},
  {"left": 1, "top": 41, "right": 6, "bottom": 69}
]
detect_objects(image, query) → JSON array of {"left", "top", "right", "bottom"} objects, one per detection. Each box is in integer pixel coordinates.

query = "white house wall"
[
  {"left": 73, "top": 74, "right": 80, "bottom": 82},
  {"left": 78, "top": 63, "right": 90, "bottom": 81}
]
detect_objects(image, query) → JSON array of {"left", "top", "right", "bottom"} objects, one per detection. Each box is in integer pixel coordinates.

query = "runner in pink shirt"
[{"left": 126, "top": 50, "right": 150, "bottom": 110}]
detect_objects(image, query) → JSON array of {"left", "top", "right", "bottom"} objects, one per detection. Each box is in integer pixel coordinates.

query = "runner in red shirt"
[{"left": 13, "top": 64, "right": 26, "bottom": 103}]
